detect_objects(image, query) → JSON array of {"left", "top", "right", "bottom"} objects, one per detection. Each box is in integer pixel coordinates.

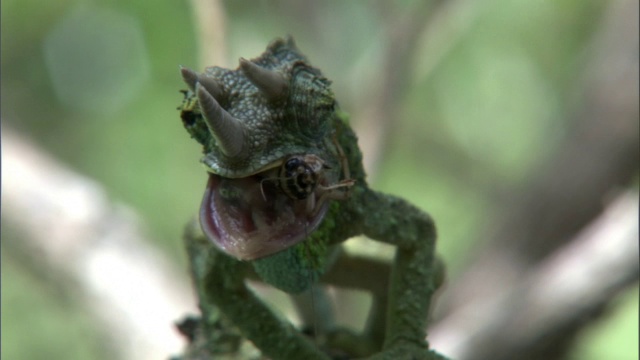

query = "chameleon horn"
[
  {"left": 284, "top": 35, "right": 297, "bottom": 48},
  {"left": 196, "top": 82, "right": 246, "bottom": 158},
  {"left": 180, "top": 66, "right": 198, "bottom": 91},
  {"left": 181, "top": 66, "right": 225, "bottom": 101},
  {"left": 239, "top": 58, "right": 288, "bottom": 102}
]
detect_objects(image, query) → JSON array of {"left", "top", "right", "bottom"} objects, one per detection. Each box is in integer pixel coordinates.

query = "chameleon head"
[{"left": 178, "top": 37, "right": 344, "bottom": 260}]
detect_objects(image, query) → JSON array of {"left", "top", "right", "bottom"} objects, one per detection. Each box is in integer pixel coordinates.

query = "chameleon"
[{"left": 176, "top": 36, "right": 448, "bottom": 360}]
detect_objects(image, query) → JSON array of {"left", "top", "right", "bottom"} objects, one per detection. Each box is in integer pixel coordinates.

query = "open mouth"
[{"left": 199, "top": 171, "right": 329, "bottom": 260}]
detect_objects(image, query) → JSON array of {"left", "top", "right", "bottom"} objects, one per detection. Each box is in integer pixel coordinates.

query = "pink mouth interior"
[{"left": 200, "top": 172, "right": 328, "bottom": 260}]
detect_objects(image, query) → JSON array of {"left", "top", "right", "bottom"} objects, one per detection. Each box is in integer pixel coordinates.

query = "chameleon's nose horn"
[
  {"left": 239, "top": 58, "right": 288, "bottom": 102},
  {"left": 196, "top": 83, "right": 247, "bottom": 158},
  {"left": 180, "top": 66, "right": 225, "bottom": 101}
]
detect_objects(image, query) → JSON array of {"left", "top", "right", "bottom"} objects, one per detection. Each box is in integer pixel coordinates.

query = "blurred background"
[{"left": 2, "top": 0, "right": 638, "bottom": 359}]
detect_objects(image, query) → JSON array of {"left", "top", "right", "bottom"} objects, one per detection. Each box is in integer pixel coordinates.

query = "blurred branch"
[
  {"left": 431, "top": 0, "right": 639, "bottom": 358},
  {"left": 353, "top": 0, "right": 446, "bottom": 177},
  {"left": 2, "top": 127, "right": 197, "bottom": 360},
  {"left": 430, "top": 190, "right": 639, "bottom": 360},
  {"left": 189, "top": 0, "right": 228, "bottom": 68}
]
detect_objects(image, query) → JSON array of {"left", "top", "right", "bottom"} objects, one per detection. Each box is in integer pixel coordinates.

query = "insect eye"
[{"left": 284, "top": 158, "right": 303, "bottom": 172}]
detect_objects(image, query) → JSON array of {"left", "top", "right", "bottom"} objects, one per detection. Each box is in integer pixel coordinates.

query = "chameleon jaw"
[{"left": 199, "top": 172, "right": 329, "bottom": 261}]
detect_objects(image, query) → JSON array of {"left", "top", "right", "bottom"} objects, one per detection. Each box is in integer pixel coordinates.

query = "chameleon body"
[{"left": 177, "top": 37, "right": 447, "bottom": 360}]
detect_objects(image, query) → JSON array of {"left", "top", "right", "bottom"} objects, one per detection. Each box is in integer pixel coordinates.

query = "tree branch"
[
  {"left": 430, "top": 190, "right": 639, "bottom": 360},
  {"left": 2, "top": 127, "right": 197, "bottom": 360},
  {"left": 188, "top": 0, "right": 228, "bottom": 68},
  {"left": 353, "top": 0, "right": 447, "bottom": 177},
  {"left": 430, "top": 1, "right": 640, "bottom": 358}
]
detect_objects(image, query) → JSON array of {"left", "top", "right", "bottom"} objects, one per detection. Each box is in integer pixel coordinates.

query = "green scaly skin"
[{"left": 176, "top": 37, "right": 449, "bottom": 360}]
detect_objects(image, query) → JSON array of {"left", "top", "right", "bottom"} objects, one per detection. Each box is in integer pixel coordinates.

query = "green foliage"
[{"left": 569, "top": 287, "right": 640, "bottom": 360}]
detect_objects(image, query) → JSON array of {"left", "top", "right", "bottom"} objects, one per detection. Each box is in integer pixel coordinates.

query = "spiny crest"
[{"left": 178, "top": 36, "right": 337, "bottom": 178}]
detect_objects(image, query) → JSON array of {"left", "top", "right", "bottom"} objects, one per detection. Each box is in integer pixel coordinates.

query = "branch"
[
  {"left": 188, "top": 0, "right": 228, "bottom": 68},
  {"left": 353, "top": 0, "right": 447, "bottom": 177},
  {"left": 2, "top": 127, "right": 197, "bottom": 360},
  {"left": 430, "top": 1, "right": 640, "bottom": 358},
  {"left": 429, "top": 190, "right": 639, "bottom": 360}
]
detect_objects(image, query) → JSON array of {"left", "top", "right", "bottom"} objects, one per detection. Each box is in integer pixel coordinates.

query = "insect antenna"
[
  {"left": 258, "top": 176, "right": 283, "bottom": 202},
  {"left": 258, "top": 178, "right": 273, "bottom": 201}
]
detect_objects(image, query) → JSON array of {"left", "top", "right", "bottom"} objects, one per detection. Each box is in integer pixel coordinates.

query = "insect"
[
  {"left": 261, "top": 150, "right": 355, "bottom": 217},
  {"left": 280, "top": 155, "right": 328, "bottom": 201}
]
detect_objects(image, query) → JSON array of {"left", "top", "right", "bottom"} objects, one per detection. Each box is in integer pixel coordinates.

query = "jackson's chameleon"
[{"left": 176, "top": 37, "right": 447, "bottom": 360}]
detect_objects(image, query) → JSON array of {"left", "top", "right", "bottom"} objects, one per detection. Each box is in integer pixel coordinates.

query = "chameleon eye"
[{"left": 180, "top": 109, "right": 197, "bottom": 126}]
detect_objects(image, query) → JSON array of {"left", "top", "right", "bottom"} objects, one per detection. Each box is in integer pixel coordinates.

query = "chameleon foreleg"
[
  {"left": 206, "top": 251, "right": 333, "bottom": 360},
  {"left": 184, "top": 224, "right": 330, "bottom": 360},
  {"left": 354, "top": 188, "right": 443, "bottom": 359},
  {"left": 320, "top": 251, "right": 391, "bottom": 348}
]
